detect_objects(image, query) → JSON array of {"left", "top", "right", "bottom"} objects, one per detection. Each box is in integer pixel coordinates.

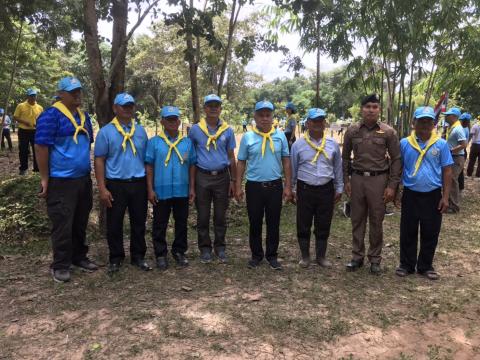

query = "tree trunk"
[
  {"left": 380, "top": 61, "right": 385, "bottom": 122},
  {"left": 186, "top": 0, "right": 201, "bottom": 123},
  {"left": 406, "top": 58, "right": 415, "bottom": 135},
  {"left": 424, "top": 58, "right": 437, "bottom": 105},
  {"left": 315, "top": 19, "right": 321, "bottom": 108}
]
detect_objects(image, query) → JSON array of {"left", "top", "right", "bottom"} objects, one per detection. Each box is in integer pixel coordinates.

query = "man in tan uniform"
[{"left": 342, "top": 94, "right": 401, "bottom": 274}]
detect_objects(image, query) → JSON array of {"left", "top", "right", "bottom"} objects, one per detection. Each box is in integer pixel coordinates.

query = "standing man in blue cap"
[
  {"left": 442, "top": 107, "right": 467, "bottom": 213},
  {"left": 396, "top": 107, "right": 453, "bottom": 280},
  {"left": 291, "top": 108, "right": 343, "bottom": 268},
  {"left": 146, "top": 106, "right": 196, "bottom": 270},
  {"left": 236, "top": 100, "right": 292, "bottom": 270},
  {"left": 35, "top": 76, "right": 97, "bottom": 283},
  {"left": 94, "top": 93, "right": 151, "bottom": 273},
  {"left": 458, "top": 112, "right": 471, "bottom": 192},
  {"left": 188, "top": 94, "right": 236, "bottom": 264},
  {"left": 284, "top": 102, "right": 298, "bottom": 149},
  {"left": 14, "top": 88, "right": 43, "bottom": 175}
]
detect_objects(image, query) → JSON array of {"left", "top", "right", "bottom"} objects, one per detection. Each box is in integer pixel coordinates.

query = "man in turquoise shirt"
[
  {"left": 396, "top": 106, "right": 453, "bottom": 280},
  {"left": 443, "top": 107, "right": 467, "bottom": 213},
  {"left": 94, "top": 93, "right": 150, "bottom": 273},
  {"left": 146, "top": 106, "right": 196, "bottom": 270},
  {"left": 236, "top": 100, "right": 292, "bottom": 270}
]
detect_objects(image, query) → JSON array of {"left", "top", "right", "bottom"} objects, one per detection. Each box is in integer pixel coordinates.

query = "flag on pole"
[{"left": 434, "top": 91, "right": 448, "bottom": 123}]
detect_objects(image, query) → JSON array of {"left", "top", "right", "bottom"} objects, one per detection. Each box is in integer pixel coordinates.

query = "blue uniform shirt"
[
  {"left": 188, "top": 121, "right": 235, "bottom": 171},
  {"left": 463, "top": 126, "right": 470, "bottom": 142},
  {"left": 447, "top": 125, "right": 466, "bottom": 155},
  {"left": 290, "top": 136, "right": 343, "bottom": 193},
  {"left": 35, "top": 107, "right": 93, "bottom": 178},
  {"left": 145, "top": 135, "right": 196, "bottom": 200},
  {"left": 94, "top": 121, "right": 148, "bottom": 179},
  {"left": 400, "top": 137, "right": 453, "bottom": 192},
  {"left": 237, "top": 129, "right": 289, "bottom": 182}
]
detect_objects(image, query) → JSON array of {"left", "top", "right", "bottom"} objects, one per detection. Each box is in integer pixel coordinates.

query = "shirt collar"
[{"left": 360, "top": 120, "right": 380, "bottom": 130}]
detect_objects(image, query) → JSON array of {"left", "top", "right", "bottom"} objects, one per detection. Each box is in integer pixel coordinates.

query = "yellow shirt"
[{"left": 14, "top": 101, "right": 44, "bottom": 130}]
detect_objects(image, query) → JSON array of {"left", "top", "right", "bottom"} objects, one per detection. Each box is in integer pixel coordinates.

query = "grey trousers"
[{"left": 449, "top": 155, "right": 465, "bottom": 212}]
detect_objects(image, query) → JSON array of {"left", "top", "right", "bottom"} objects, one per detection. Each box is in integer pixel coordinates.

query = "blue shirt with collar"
[
  {"left": 188, "top": 120, "right": 235, "bottom": 171},
  {"left": 400, "top": 136, "right": 453, "bottom": 192},
  {"left": 290, "top": 136, "right": 343, "bottom": 193},
  {"left": 237, "top": 128, "right": 289, "bottom": 182},
  {"left": 447, "top": 125, "right": 467, "bottom": 155},
  {"left": 35, "top": 106, "right": 94, "bottom": 178},
  {"left": 145, "top": 134, "right": 196, "bottom": 200},
  {"left": 94, "top": 121, "right": 148, "bottom": 179}
]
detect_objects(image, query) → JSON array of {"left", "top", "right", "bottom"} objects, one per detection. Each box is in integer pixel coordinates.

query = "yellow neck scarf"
[
  {"left": 111, "top": 117, "right": 137, "bottom": 156},
  {"left": 406, "top": 131, "right": 440, "bottom": 176},
  {"left": 304, "top": 131, "right": 329, "bottom": 163},
  {"left": 52, "top": 101, "right": 88, "bottom": 144},
  {"left": 158, "top": 131, "right": 184, "bottom": 166},
  {"left": 198, "top": 119, "right": 229, "bottom": 150},
  {"left": 446, "top": 120, "right": 461, "bottom": 140},
  {"left": 252, "top": 126, "right": 275, "bottom": 157}
]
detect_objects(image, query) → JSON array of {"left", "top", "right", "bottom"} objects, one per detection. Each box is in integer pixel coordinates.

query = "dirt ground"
[{"left": 1, "top": 131, "right": 480, "bottom": 360}]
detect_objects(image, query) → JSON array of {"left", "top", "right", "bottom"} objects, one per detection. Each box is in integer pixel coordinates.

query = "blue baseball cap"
[
  {"left": 413, "top": 106, "right": 435, "bottom": 120},
  {"left": 285, "top": 102, "right": 296, "bottom": 112},
  {"left": 307, "top": 108, "right": 327, "bottom": 120},
  {"left": 161, "top": 106, "right": 180, "bottom": 118},
  {"left": 114, "top": 93, "right": 135, "bottom": 106},
  {"left": 255, "top": 100, "right": 274, "bottom": 112},
  {"left": 26, "top": 88, "right": 37, "bottom": 96},
  {"left": 0, "top": 108, "right": 4, "bottom": 114},
  {"left": 442, "top": 107, "right": 461, "bottom": 117},
  {"left": 459, "top": 112, "right": 472, "bottom": 121},
  {"left": 204, "top": 94, "right": 222, "bottom": 105},
  {"left": 57, "top": 77, "right": 82, "bottom": 92}
]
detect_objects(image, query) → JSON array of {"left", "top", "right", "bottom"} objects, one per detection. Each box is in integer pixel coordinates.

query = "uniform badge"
[
  {"left": 376, "top": 130, "right": 385, "bottom": 134},
  {"left": 430, "top": 148, "right": 439, "bottom": 156},
  {"left": 220, "top": 135, "right": 226, "bottom": 142}
]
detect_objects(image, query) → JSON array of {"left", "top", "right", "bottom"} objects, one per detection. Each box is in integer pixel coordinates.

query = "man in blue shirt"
[
  {"left": 236, "top": 100, "right": 292, "bottom": 270},
  {"left": 188, "top": 94, "right": 236, "bottom": 263},
  {"left": 94, "top": 93, "right": 150, "bottom": 273},
  {"left": 291, "top": 108, "right": 343, "bottom": 269},
  {"left": 284, "top": 102, "right": 297, "bottom": 149},
  {"left": 146, "top": 106, "right": 196, "bottom": 270},
  {"left": 458, "top": 112, "right": 471, "bottom": 192},
  {"left": 35, "top": 76, "right": 97, "bottom": 283},
  {"left": 396, "top": 106, "right": 453, "bottom": 280},
  {"left": 442, "top": 107, "right": 467, "bottom": 213}
]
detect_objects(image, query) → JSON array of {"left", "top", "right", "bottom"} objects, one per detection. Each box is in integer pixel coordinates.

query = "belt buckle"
[
  {"left": 363, "top": 171, "right": 371, "bottom": 177},
  {"left": 262, "top": 182, "right": 269, "bottom": 188},
  {"left": 211, "top": 170, "right": 218, "bottom": 176}
]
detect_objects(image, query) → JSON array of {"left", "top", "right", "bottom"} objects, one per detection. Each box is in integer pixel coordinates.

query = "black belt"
[
  {"left": 196, "top": 166, "right": 229, "bottom": 176},
  {"left": 451, "top": 154, "right": 464, "bottom": 157},
  {"left": 248, "top": 179, "right": 282, "bottom": 187},
  {"left": 352, "top": 169, "right": 389, "bottom": 177},
  {"left": 106, "top": 176, "right": 145, "bottom": 183},
  {"left": 297, "top": 179, "right": 333, "bottom": 190}
]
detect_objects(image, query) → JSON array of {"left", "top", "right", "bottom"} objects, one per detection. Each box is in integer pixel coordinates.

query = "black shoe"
[
  {"left": 131, "top": 259, "right": 152, "bottom": 271},
  {"left": 156, "top": 256, "right": 168, "bottom": 271},
  {"left": 200, "top": 250, "right": 213, "bottom": 264},
  {"left": 19, "top": 170, "right": 27, "bottom": 176},
  {"left": 268, "top": 258, "right": 283, "bottom": 270},
  {"left": 247, "top": 258, "right": 262, "bottom": 269},
  {"left": 370, "top": 263, "right": 381, "bottom": 275},
  {"left": 346, "top": 259, "right": 363, "bottom": 271},
  {"left": 108, "top": 262, "right": 121, "bottom": 273},
  {"left": 216, "top": 250, "right": 227, "bottom": 264},
  {"left": 173, "top": 253, "right": 189, "bottom": 267},
  {"left": 73, "top": 258, "right": 98, "bottom": 272},
  {"left": 51, "top": 268, "right": 71, "bottom": 283}
]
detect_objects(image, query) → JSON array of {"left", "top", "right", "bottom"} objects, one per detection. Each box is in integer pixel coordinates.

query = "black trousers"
[
  {"left": 46, "top": 176, "right": 92, "bottom": 270},
  {"left": 195, "top": 170, "right": 230, "bottom": 252},
  {"left": 106, "top": 178, "right": 148, "bottom": 264},
  {"left": 152, "top": 197, "right": 189, "bottom": 257},
  {"left": 467, "top": 143, "right": 480, "bottom": 177},
  {"left": 459, "top": 150, "right": 467, "bottom": 191},
  {"left": 296, "top": 180, "right": 334, "bottom": 259},
  {"left": 245, "top": 179, "right": 283, "bottom": 261},
  {"left": 1, "top": 128, "right": 12, "bottom": 150},
  {"left": 18, "top": 128, "right": 38, "bottom": 171},
  {"left": 400, "top": 187, "right": 442, "bottom": 273}
]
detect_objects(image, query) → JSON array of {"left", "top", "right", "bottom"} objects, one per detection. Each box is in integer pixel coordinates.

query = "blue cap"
[
  {"left": 442, "top": 107, "right": 461, "bottom": 117},
  {"left": 285, "top": 102, "right": 296, "bottom": 112},
  {"left": 255, "top": 100, "right": 274, "bottom": 112},
  {"left": 414, "top": 106, "right": 435, "bottom": 120},
  {"left": 114, "top": 93, "right": 135, "bottom": 106},
  {"left": 204, "top": 94, "right": 222, "bottom": 105},
  {"left": 307, "top": 108, "right": 327, "bottom": 120},
  {"left": 57, "top": 77, "right": 82, "bottom": 92},
  {"left": 161, "top": 106, "right": 180, "bottom": 118},
  {"left": 26, "top": 88, "right": 37, "bottom": 96},
  {"left": 459, "top": 112, "right": 472, "bottom": 121},
  {"left": 0, "top": 108, "right": 4, "bottom": 114}
]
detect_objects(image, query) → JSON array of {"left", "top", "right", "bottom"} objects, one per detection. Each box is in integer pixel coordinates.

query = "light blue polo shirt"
[
  {"left": 94, "top": 121, "right": 148, "bottom": 179},
  {"left": 400, "top": 137, "right": 453, "bottom": 192},
  {"left": 447, "top": 125, "right": 466, "bottom": 155},
  {"left": 35, "top": 107, "right": 93, "bottom": 178},
  {"left": 188, "top": 120, "right": 235, "bottom": 171},
  {"left": 145, "top": 135, "right": 196, "bottom": 200},
  {"left": 237, "top": 129, "right": 289, "bottom": 182}
]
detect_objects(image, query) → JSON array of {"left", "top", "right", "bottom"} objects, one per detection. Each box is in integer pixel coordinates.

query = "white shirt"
[
  {"left": 471, "top": 123, "right": 480, "bottom": 144},
  {"left": 1, "top": 115, "right": 11, "bottom": 130}
]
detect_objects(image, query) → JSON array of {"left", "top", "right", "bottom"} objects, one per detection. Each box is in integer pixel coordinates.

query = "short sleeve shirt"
[{"left": 14, "top": 101, "right": 44, "bottom": 129}]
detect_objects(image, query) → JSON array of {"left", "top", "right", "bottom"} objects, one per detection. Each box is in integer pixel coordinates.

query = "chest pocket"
[{"left": 372, "top": 136, "right": 387, "bottom": 146}]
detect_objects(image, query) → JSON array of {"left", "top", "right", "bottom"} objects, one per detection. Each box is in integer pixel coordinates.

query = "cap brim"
[
  {"left": 204, "top": 100, "right": 222, "bottom": 105},
  {"left": 415, "top": 115, "right": 435, "bottom": 120},
  {"left": 62, "top": 85, "right": 82, "bottom": 92},
  {"left": 116, "top": 101, "right": 135, "bottom": 106},
  {"left": 308, "top": 116, "right": 326, "bottom": 121}
]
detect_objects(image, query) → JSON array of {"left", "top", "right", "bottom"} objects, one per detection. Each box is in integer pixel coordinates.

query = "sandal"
[
  {"left": 395, "top": 267, "right": 410, "bottom": 277},
  {"left": 419, "top": 270, "right": 440, "bottom": 280}
]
